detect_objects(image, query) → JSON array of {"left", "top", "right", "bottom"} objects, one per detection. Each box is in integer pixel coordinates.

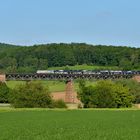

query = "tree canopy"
[
  {"left": 0, "top": 82, "right": 10, "bottom": 103},
  {"left": 0, "top": 43, "right": 140, "bottom": 73},
  {"left": 10, "top": 81, "right": 53, "bottom": 108},
  {"left": 78, "top": 80, "right": 134, "bottom": 108}
]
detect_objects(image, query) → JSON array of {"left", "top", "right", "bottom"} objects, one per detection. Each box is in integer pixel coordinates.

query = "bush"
[
  {"left": 52, "top": 100, "right": 67, "bottom": 108},
  {"left": 78, "top": 85, "right": 96, "bottom": 108},
  {"left": 115, "top": 79, "right": 140, "bottom": 104},
  {"left": 94, "top": 81, "right": 117, "bottom": 108},
  {"left": 0, "top": 82, "right": 10, "bottom": 103},
  {"left": 95, "top": 81, "right": 134, "bottom": 108},
  {"left": 78, "top": 80, "right": 134, "bottom": 108},
  {"left": 10, "top": 81, "right": 53, "bottom": 108},
  {"left": 78, "top": 103, "right": 83, "bottom": 109}
]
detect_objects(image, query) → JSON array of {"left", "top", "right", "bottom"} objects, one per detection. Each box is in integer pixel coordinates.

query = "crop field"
[
  {"left": 6, "top": 80, "right": 96, "bottom": 92},
  {"left": 0, "top": 109, "right": 140, "bottom": 140}
]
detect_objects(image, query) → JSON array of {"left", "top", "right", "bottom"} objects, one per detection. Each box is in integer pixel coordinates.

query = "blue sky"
[{"left": 0, "top": 0, "right": 140, "bottom": 47}]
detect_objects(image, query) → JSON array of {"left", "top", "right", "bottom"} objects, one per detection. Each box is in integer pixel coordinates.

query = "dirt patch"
[
  {"left": 133, "top": 76, "right": 140, "bottom": 82},
  {"left": 134, "top": 104, "right": 140, "bottom": 109}
]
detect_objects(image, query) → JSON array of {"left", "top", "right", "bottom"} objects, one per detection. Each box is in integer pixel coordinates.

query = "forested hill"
[{"left": 0, "top": 43, "right": 139, "bottom": 73}]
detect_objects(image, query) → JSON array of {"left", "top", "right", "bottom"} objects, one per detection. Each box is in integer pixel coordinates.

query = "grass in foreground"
[{"left": 0, "top": 109, "right": 140, "bottom": 140}]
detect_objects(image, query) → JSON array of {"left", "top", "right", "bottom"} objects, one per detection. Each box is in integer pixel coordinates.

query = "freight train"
[{"left": 36, "top": 70, "right": 140, "bottom": 75}]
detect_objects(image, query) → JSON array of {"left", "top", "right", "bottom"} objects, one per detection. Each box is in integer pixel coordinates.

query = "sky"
[{"left": 0, "top": 0, "right": 140, "bottom": 47}]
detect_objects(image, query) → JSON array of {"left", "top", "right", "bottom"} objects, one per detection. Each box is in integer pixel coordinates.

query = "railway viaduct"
[
  {"left": 0, "top": 73, "right": 139, "bottom": 81},
  {"left": 1, "top": 73, "right": 140, "bottom": 105}
]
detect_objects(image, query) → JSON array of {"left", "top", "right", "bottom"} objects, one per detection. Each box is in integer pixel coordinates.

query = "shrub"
[
  {"left": 52, "top": 100, "right": 67, "bottom": 108},
  {"left": 78, "top": 80, "right": 134, "bottom": 108},
  {"left": 78, "top": 103, "right": 83, "bottom": 109},
  {"left": 78, "top": 85, "right": 96, "bottom": 108},
  {"left": 10, "top": 81, "right": 53, "bottom": 108},
  {"left": 0, "top": 82, "right": 10, "bottom": 103},
  {"left": 94, "top": 81, "right": 117, "bottom": 108},
  {"left": 115, "top": 79, "right": 140, "bottom": 104}
]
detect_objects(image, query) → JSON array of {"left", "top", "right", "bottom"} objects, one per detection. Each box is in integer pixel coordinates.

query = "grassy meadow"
[
  {"left": 48, "top": 64, "right": 120, "bottom": 70},
  {"left": 0, "top": 109, "right": 140, "bottom": 140},
  {"left": 6, "top": 80, "right": 96, "bottom": 92},
  {"left": 6, "top": 81, "right": 66, "bottom": 92}
]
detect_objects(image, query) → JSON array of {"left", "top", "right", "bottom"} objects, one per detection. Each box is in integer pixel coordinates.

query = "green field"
[
  {"left": 6, "top": 81, "right": 66, "bottom": 92},
  {"left": 0, "top": 109, "right": 140, "bottom": 140},
  {"left": 6, "top": 80, "right": 96, "bottom": 92},
  {"left": 48, "top": 65, "right": 121, "bottom": 70}
]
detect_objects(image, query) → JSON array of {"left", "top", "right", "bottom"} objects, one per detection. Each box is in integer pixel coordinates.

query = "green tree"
[
  {"left": 94, "top": 81, "right": 117, "bottom": 108},
  {"left": 10, "top": 81, "right": 53, "bottom": 108},
  {"left": 1, "top": 43, "right": 140, "bottom": 72},
  {"left": 119, "top": 58, "right": 132, "bottom": 70},
  {"left": 38, "top": 58, "right": 48, "bottom": 70},
  {"left": 0, "top": 82, "right": 10, "bottom": 103},
  {"left": 115, "top": 79, "right": 140, "bottom": 104},
  {"left": 78, "top": 80, "right": 134, "bottom": 108}
]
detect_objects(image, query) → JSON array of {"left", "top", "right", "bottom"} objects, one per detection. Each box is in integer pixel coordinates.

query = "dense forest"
[{"left": 0, "top": 43, "right": 140, "bottom": 73}]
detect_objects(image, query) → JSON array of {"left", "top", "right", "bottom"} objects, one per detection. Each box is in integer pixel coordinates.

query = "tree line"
[
  {"left": 0, "top": 81, "right": 67, "bottom": 108},
  {"left": 0, "top": 43, "right": 140, "bottom": 73},
  {"left": 78, "top": 80, "right": 136, "bottom": 108},
  {"left": 0, "top": 79, "right": 140, "bottom": 108}
]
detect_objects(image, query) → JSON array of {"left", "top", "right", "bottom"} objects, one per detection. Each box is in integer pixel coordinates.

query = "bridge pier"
[
  {"left": 0, "top": 74, "right": 6, "bottom": 82},
  {"left": 65, "top": 80, "right": 75, "bottom": 103}
]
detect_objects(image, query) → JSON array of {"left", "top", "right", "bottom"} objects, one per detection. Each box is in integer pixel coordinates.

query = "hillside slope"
[{"left": 0, "top": 43, "right": 139, "bottom": 73}]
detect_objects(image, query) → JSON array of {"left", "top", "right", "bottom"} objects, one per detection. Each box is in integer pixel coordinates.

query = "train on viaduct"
[{"left": 0, "top": 70, "right": 140, "bottom": 81}]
